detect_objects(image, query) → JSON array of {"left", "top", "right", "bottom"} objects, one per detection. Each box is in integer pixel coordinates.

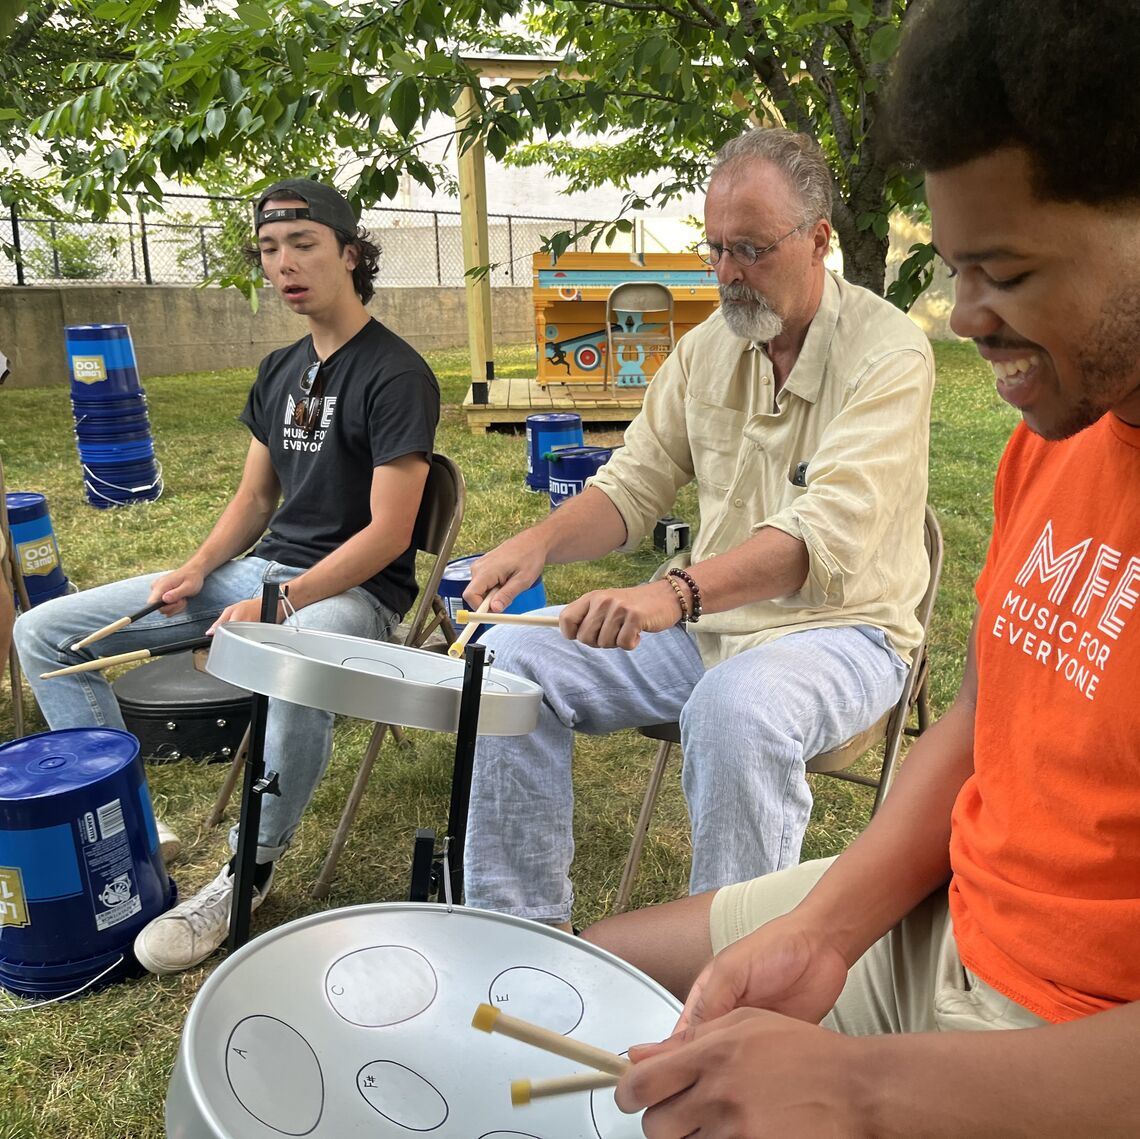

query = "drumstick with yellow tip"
[
  {"left": 71, "top": 599, "right": 165, "bottom": 651},
  {"left": 447, "top": 591, "right": 497, "bottom": 658},
  {"left": 455, "top": 609, "right": 561, "bottom": 630},
  {"left": 511, "top": 1070, "right": 620, "bottom": 1105},
  {"left": 471, "top": 1003, "right": 630, "bottom": 1077},
  {"left": 41, "top": 636, "right": 211, "bottom": 679}
]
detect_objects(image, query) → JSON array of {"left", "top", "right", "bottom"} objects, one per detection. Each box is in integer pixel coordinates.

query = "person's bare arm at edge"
[
  {"left": 147, "top": 438, "right": 282, "bottom": 615},
  {"left": 215, "top": 453, "right": 429, "bottom": 627}
]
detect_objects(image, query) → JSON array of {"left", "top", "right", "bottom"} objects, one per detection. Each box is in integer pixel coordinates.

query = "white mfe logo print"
[{"left": 990, "top": 519, "right": 1140, "bottom": 701}]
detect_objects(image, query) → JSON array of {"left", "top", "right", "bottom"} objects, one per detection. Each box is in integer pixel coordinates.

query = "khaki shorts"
[{"left": 711, "top": 858, "right": 1047, "bottom": 1034}]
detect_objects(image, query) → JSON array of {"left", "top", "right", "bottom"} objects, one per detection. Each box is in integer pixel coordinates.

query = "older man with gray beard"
[{"left": 460, "top": 126, "right": 935, "bottom": 931}]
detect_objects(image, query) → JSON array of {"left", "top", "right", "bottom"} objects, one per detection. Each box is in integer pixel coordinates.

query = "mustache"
[{"left": 719, "top": 283, "right": 768, "bottom": 305}]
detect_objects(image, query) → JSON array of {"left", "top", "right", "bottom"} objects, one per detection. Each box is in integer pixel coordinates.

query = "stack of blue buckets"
[{"left": 66, "top": 324, "right": 163, "bottom": 508}]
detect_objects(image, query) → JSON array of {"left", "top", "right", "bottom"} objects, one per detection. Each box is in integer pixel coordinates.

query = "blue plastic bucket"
[
  {"left": 72, "top": 407, "right": 151, "bottom": 432},
  {"left": 525, "top": 413, "right": 583, "bottom": 491},
  {"left": 0, "top": 728, "right": 175, "bottom": 998},
  {"left": 82, "top": 461, "right": 163, "bottom": 509},
  {"left": 72, "top": 417, "right": 151, "bottom": 437},
  {"left": 547, "top": 446, "right": 615, "bottom": 509},
  {"left": 76, "top": 438, "right": 156, "bottom": 462},
  {"left": 65, "top": 324, "right": 143, "bottom": 397},
  {"left": 5, "top": 492, "right": 69, "bottom": 606},
  {"left": 71, "top": 392, "right": 149, "bottom": 414},
  {"left": 437, "top": 555, "right": 546, "bottom": 641}
]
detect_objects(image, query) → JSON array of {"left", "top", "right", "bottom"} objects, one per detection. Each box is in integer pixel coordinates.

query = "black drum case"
[{"left": 113, "top": 650, "right": 250, "bottom": 763}]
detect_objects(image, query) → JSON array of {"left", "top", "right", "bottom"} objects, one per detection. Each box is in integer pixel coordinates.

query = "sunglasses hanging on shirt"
[{"left": 293, "top": 361, "right": 324, "bottom": 435}]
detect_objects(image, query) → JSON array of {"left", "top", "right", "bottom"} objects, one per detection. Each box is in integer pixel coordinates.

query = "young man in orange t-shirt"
[{"left": 582, "top": 1, "right": 1140, "bottom": 1132}]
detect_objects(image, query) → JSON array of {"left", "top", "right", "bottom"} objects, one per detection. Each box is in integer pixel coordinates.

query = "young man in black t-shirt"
[{"left": 15, "top": 179, "right": 440, "bottom": 974}]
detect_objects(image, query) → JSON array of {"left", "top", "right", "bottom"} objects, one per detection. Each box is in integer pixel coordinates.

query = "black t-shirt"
[{"left": 240, "top": 318, "right": 439, "bottom": 616}]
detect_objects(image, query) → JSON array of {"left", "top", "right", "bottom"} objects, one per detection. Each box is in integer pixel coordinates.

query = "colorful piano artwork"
[{"left": 532, "top": 252, "right": 720, "bottom": 387}]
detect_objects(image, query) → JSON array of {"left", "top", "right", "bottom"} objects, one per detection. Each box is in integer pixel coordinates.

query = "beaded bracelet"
[
  {"left": 667, "top": 567, "right": 702, "bottom": 623},
  {"left": 665, "top": 575, "right": 690, "bottom": 624}
]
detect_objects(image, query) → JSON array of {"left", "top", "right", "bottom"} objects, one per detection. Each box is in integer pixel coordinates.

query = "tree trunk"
[{"left": 834, "top": 219, "right": 889, "bottom": 296}]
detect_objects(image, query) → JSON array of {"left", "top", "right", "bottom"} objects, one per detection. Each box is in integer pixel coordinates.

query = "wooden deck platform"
[{"left": 463, "top": 376, "right": 646, "bottom": 433}]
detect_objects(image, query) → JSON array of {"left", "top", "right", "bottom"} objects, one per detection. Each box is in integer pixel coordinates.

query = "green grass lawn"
[{"left": 0, "top": 337, "right": 1016, "bottom": 1138}]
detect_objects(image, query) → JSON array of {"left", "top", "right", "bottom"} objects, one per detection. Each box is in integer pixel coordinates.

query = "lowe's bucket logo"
[
  {"left": 0, "top": 867, "right": 30, "bottom": 928},
  {"left": 72, "top": 355, "right": 107, "bottom": 384},
  {"left": 16, "top": 537, "right": 59, "bottom": 577},
  {"left": 549, "top": 477, "right": 585, "bottom": 498}
]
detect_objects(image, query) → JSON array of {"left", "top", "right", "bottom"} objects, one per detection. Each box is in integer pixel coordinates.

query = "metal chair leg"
[
  {"left": 7, "top": 642, "right": 24, "bottom": 738},
  {"left": 206, "top": 724, "right": 251, "bottom": 827},
  {"left": 312, "top": 722, "right": 391, "bottom": 899},
  {"left": 613, "top": 739, "right": 674, "bottom": 914},
  {"left": 916, "top": 676, "right": 932, "bottom": 732}
]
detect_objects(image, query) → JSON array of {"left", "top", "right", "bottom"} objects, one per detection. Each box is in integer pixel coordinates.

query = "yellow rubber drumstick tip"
[
  {"left": 471, "top": 1003, "right": 500, "bottom": 1032},
  {"left": 510, "top": 1080, "right": 531, "bottom": 1106}
]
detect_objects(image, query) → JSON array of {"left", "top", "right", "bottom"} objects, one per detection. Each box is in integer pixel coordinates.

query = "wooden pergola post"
[{"left": 454, "top": 85, "right": 494, "bottom": 404}]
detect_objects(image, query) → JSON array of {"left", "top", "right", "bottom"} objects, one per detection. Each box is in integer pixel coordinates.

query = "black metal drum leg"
[{"left": 227, "top": 582, "right": 280, "bottom": 952}]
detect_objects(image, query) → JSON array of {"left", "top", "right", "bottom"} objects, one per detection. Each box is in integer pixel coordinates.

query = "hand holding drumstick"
[
  {"left": 70, "top": 599, "right": 166, "bottom": 651},
  {"left": 447, "top": 591, "right": 499, "bottom": 658}
]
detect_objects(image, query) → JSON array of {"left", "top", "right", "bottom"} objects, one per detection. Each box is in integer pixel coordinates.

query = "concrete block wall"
[{"left": 0, "top": 284, "right": 534, "bottom": 388}]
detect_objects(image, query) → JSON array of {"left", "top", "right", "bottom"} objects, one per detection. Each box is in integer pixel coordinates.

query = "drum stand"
[
  {"left": 226, "top": 583, "right": 490, "bottom": 952},
  {"left": 409, "top": 641, "right": 487, "bottom": 906},
  {"left": 227, "top": 583, "right": 281, "bottom": 952}
]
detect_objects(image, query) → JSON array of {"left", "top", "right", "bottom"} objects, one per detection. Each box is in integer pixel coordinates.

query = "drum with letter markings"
[{"left": 166, "top": 903, "right": 681, "bottom": 1137}]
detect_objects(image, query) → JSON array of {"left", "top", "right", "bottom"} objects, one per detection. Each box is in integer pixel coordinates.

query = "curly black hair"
[
  {"left": 242, "top": 227, "right": 382, "bottom": 305},
  {"left": 882, "top": 0, "right": 1140, "bottom": 206}
]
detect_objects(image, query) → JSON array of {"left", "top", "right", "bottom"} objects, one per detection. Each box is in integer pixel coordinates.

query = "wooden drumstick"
[
  {"left": 71, "top": 599, "right": 165, "bottom": 651},
  {"left": 471, "top": 1003, "right": 630, "bottom": 1077},
  {"left": 511, "top": 1070, "right": 620, "bottom": 1105},
  {"left": 455, "top": 609, "right": 560, "bottom": 629},
  {"left": 41, "top": 636, "right": 211, "bottom": 679},
  {"left": 447, "top": 592, "right": 497, "bottom": 658}
]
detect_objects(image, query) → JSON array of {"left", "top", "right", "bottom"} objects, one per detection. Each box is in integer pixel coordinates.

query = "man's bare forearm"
[
  {"left": 182, "top": 491, "right": 276, "bottom": 578},
  {"left": 522, "top": 487, "right": 630, "bottom": 564},
  {"left": 853, "top": 1001, "right": 1140, "bottom": 1137}
]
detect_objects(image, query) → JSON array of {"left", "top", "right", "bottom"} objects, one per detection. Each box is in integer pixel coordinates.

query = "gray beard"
[{"left": 719, "top": 284, "right": 784, "bottom": 343}]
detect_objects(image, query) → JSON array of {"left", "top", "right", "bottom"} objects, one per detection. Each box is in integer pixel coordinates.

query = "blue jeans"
[
  {"left": 463, "top": 611, "right": 907, "bottom": 923},
  {"left": 13, "top": 557, "right": 398, "bottom": 862}
]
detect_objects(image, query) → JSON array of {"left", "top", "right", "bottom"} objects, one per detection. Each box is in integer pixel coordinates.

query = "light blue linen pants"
[
  {"left": 463, "top": 609, "right": 907, "bottom": 924},
  {"left": 13, "top": 557, "right": 398, "bottom": 862}
]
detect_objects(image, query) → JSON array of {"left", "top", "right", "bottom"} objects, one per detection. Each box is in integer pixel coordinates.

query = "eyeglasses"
[
  {"left": 293, "top": 361, "right": 324, "bottom": 434},
  {"left": 696, "top": 221, "right": 813, "bottom": 268}
]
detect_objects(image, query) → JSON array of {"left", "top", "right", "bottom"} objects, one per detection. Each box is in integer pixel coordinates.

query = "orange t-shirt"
[{"left": 949, "top": 413, "right": 1140, "bottom": 1023}]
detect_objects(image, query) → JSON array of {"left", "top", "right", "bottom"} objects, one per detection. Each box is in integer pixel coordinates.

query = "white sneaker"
[
  {"left": 133, "top": 864, "right": 274, "bottom": 975},
  {"left": 156, "top": 819, "right": 182, "bottom": 863}
]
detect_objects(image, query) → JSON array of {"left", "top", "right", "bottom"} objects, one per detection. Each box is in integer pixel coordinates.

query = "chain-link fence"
[{"left": 1, "top": 193, "right": 595, "bottom": 288}]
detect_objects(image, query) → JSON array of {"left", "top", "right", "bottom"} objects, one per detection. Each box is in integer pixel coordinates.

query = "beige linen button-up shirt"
[{"left": 588, "top": 270, "right": 936, "bottom": 669}]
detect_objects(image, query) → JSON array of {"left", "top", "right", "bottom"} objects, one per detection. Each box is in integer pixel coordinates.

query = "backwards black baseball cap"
[{"left": 255, "top": 178, "right": 358, "bottom": 236}]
